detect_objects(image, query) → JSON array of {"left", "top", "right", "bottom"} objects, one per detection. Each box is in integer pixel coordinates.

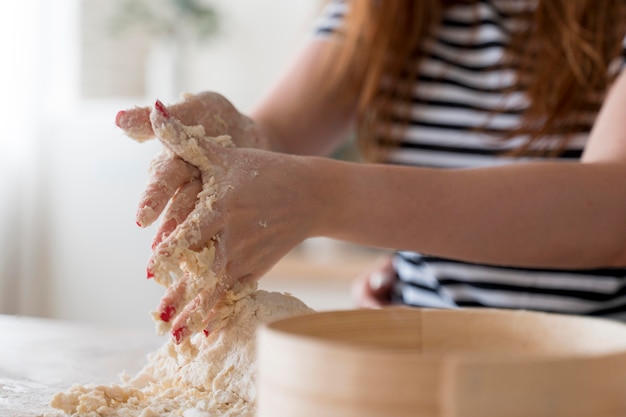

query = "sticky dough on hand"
[{"left": 147, "top": 104, "right": 246, "bottom": 341}]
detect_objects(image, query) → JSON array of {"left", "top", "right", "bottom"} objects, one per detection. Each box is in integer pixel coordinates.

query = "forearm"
[
  {"left": 251, "top": 40, "right": 357, "bottom": 156},
  {"left": 311, "top": 158, "right": 626, "bottom": 268}
]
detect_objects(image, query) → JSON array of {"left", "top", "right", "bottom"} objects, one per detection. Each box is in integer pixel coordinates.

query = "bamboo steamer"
[{"left": 257, "top": 308, "right": 626, "bottom": 417}]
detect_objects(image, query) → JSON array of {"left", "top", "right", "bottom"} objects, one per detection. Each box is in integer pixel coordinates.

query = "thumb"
[
  {"left": 115, "top": 96, "right": 205, "bottom": 142},
  {"left": 115, "top": 106, "right": 154, "bottom": 142},
  {"left": 149, "top": 100, "right": 231, "bottom": 171}
]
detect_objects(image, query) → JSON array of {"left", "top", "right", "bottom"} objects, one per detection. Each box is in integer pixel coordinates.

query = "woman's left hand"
[{"left": 351, "top": 257, "right": 395, "bottom": 308}]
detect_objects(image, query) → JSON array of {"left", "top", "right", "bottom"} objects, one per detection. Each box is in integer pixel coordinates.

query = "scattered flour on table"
[{"left": 50, "top": 289, "right": 313, "bottom": 417}]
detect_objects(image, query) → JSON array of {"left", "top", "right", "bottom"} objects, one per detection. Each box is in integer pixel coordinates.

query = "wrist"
[{"left": 301, "top": 156, "right": 353, "bottom": 240}]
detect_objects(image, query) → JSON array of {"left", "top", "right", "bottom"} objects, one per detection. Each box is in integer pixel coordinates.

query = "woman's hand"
[
  {"left": 116, "top": 92, "right": 271, "bottom": 249},
  {"left": 151, "top": 143, "right": 317, "bottom": 284},
  {"left": 351, "top": 257, "right": 395, "bottom": 308},
  {"left": 147, "top": 101, "right": 325, "bottom": 338},
  {"left": 116, "top": 91, "right": 268, "bottom": 148}
]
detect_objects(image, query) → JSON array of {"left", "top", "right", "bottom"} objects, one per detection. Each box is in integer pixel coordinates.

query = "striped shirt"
[{"left": 315, "top": 0, "right": 626, "bottom": 321}]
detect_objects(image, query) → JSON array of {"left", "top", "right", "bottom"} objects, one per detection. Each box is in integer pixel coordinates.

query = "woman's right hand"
[{"left": 115, "top": 92, "right": 270, "bottom": 249}]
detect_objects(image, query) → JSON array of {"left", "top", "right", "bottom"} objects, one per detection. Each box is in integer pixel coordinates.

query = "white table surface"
[{"left": 0, "top": 314, "right": 163, "bottom": 417}]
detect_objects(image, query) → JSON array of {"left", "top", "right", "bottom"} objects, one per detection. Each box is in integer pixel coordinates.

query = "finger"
[
  {"left": 137, "top": 153, "right": 199, "bottom": 227},
  {"left": 150, "top": 100, "right": 232, "bottom": 167},
  {"left": 114, "top": 95, "right": 201, "bottom": 142},
  {"left": 173, "top": 92, "right": 268, "bottom": 149},
  {"left": 146, "top": 228, "right": 190, "bottom": 286},
  {"left": 368, "top": 270, "right": 394, "bottom": 297},
  {"left": 146, "top": 216, "right": 220, "bottom": 287},
  {"left": 351, "top": 258, "right": 395, "bottom": 308},
  {"left": 151, "top": 177, "right": 203, "bottom": 249},
  {"left": 153, "top": 274, "right": 189, "bottom": 328},
  {"left": 170, "top": 284, "right": 227, "bottom": 344},
  {"left": 369, "top": 258, "right": 395, "bottom": 296},
  {"left": 115, "top": 106, "right": 154, "bottom": 142},
  {"left": 351, "top": 275, "right": 383, "bottom": 309},
  {"left": 151, "top": 100, "right": 185, "bottom": 148},
  {"left": 164, "top": 92, "right": 224, "bottom": 128},
  {"left": 199, "top": 273, "right": 256, "bottom": 337},
  {"left": 198, "top": 294, "right": 230, "bottom": 337},
  {"left": 155, "top": 196, "right": 223, "bottom": 257},
  {"left": 211, "top": 230, "right": 228, "bottom": 280}
]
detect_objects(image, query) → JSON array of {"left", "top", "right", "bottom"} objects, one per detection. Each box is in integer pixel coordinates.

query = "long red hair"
[{"left": 320, "top": 0, "right": 626, "bottom": 161}]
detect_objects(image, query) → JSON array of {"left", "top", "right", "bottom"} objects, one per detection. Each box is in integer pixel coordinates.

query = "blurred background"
[{"left": 0, "top": 0, "right": 382, "bottom": 331}]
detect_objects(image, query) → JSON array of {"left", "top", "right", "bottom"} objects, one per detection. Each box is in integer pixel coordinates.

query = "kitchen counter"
[
  {"left": 0, "top": 314, "right": 163, "bottom": 417},
  {"left": 261, "top": 241, "right": 388, "bottom": 311},
  {"left": 0, "top": 243, "right": 384, "bottom": 415}
]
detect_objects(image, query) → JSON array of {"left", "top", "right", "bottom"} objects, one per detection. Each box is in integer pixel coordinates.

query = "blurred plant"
[{"left": 109, "top": 0, "right": 219, "bottom": 42}]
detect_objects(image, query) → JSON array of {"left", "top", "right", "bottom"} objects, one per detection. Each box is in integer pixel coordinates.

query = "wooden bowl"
[{"left": 257, "top": 308, "right": 626, "bottom": 417}]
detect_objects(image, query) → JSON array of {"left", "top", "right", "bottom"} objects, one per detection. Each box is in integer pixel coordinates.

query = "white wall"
[
  {"left": 3, "top": 0, "right": 325, "bottom": 330},
  {"left": 185, "top": 0, "right": 324, "bottom": 112},
  {"left": 0, "top": 0, "right": 60, "bottom": 316}
]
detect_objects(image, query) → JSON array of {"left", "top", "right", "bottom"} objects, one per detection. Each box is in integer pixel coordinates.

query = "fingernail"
[
  {"left": 115, "top": 110, "right": 127, "bottom": 127},
  {"left": 368, "top": 272, "right": 389, "bottom": 292},
  {"left": 160, "top": 305, "right": 176, "bottom": 323},
  {"left": 136, "top": 220, "right": 142, "bottom": 228},
  {"left": 154, "top": 100, "right": 170, "bottom": 118},
  {"left": 147, "top": 266, "right": 154, "bottom": 279},
  {"left": 203, "top": 329, "right": 210, "bottom": 337},
  {"left": 172, "top": 326, "right": 187, "bottom": 344}
]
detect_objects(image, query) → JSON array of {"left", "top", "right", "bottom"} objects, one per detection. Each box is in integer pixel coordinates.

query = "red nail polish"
[
  {"left": 136, "top": 221, "right": 142, "bottom": 228},
  {"left": 160, "top": 305, "right": 176, "bottom": 323},
  {"left": 115, "top": 110, "right": 126, "bottom": 127},
  {"left": 147, "top": 266, "right": 154, "bottom": 279},
  {"left": 154, "top": 100, "right": 170, "bottom": 118},
  {"left": 172, "top": 326, "right": 187, "bottom": 344},
  {"left": 203, "top": 329, "right": 209, "bottom": 337}
]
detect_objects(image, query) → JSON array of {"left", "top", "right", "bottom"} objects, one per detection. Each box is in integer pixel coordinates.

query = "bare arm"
[
  {"left": 251, "top": 39, "right": 358, "bottom": 156},
  {"left": 319, "top": 159, "right": 625, "bottom": 268},
  {"left": 317, "top": 70, "right": 626, "bottom": 268}
]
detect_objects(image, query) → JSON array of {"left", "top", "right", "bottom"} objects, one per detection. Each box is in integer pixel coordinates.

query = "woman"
[{"left": 116, "top": 0, "right": 626, "bottom": 342}]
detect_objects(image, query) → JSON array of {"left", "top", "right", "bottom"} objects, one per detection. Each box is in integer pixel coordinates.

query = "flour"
[
  {"left": 50, "top": 289, "right": 312, "bottom": 417},
  {"left": 50, "top": 105, "right": 314, "bottom": 416}
]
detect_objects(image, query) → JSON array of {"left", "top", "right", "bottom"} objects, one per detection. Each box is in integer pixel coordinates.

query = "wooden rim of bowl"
[{"left": 261, "top": 307, "right": 626, "bottom": 360}]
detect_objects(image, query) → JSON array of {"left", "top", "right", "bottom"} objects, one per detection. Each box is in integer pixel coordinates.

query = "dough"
[
  {"left": 50, "top": 289, "right": 313, "bottom": 417},
  {"left": 50, "top": 105, "right": 314, "bottom": 416}
]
